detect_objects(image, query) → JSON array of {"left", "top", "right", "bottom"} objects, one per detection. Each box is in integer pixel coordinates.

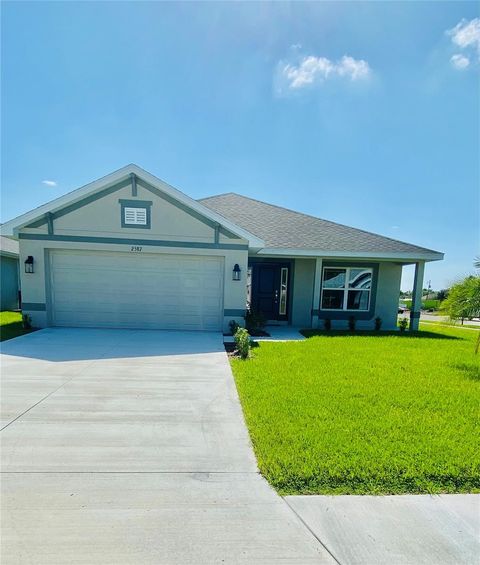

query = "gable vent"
[{"left": 124, "top": 207, "right": 147, "bottom": 225}]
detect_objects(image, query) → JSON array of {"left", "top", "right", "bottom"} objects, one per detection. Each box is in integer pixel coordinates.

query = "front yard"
[
  {"left": 230, "top": 324, "right": 480, "bottom": 495},
  {"left": 0, "top": 311, "right": 33, "bottom": 342}
]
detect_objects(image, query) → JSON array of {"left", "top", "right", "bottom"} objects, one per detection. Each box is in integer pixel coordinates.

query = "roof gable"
[
  {"left": 199, "top": 193, "right": 444, "bottom": 261},
  {"left": 0, "top": 166, "right": 264, "bottom": 247}
]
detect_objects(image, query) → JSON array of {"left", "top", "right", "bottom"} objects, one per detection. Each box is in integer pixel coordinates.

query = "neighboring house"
[
  {"left": 0, "top": 165, "right": 443, "bottom": 331},
  {"left": 0, "top": 235, "right": 19, "bottom": 311}
]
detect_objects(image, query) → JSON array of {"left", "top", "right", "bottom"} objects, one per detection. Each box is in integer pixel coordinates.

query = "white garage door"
[{"left": 49, "top": 250, "right": 224, "bottom": 331}]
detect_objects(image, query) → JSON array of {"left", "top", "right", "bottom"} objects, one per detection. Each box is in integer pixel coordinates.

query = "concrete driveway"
[{"left": 1, "top": 328, "right": 332, "bottom": 564}]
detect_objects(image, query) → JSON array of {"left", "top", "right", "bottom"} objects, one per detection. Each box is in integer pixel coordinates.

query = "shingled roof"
[{"left": 199, "top": 193, "right": 442, "bottom": 259}]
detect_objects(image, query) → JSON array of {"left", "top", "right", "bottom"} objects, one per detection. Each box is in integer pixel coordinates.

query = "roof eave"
[
  {"left": 255, "top": 248, "right": 444, "bottom": 262},
  {"left": 0, "top": 250, "right": 19, "bottom": 259}
]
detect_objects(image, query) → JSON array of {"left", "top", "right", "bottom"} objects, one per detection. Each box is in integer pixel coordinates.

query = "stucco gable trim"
[
  {"left": 23, "top": 178, "right": 132, "bottom": 229},
  {"left": 18, "top": 233, "right": 249, "bottom": 251},
  {"left": 138, "top": 178, "right": 219, "bottom": 231}
]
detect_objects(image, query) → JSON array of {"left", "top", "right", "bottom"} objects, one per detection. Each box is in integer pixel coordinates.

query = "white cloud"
[
  {"left": 42, "top": 180, "right": 57, "bottom": 187},
  {"left": 450, "top": 53, "right": 470, "bottom": 70},
  {"left": 282, "top": 54, "right": 371, "bottom": 89},
  {"left": 336, "top": 56, "right": 371, "bottom": 80},
  {"left": 446, "top": 18, "right": 480, "bottom": 69},
  {"left": 447, "top": 17, "right": 480, "bottom": 52}
]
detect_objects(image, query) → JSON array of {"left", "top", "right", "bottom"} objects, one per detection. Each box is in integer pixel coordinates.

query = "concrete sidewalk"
[
  {"left": 286, "top": 494, "right": 479, "bottom": 565},
  {"left": 1, "top": 328, "right": 331, "bottom": 564},
  {"left": 255, "top": 325, "right": 306, "bottom": 341}
]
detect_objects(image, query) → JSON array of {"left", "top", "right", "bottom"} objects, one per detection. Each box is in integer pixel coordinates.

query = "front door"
[{"left": 250, "top": 263, "right": 290, "bottom": 321}]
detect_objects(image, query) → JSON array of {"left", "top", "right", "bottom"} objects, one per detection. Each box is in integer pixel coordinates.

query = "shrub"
[
  {"left": 398, "top": 318, "right": 408, "bottom": 332},
  {"left": 323, "top": 318, "right": 331, "bottom": 331},
  {"left": 245, "top": 309, "right": 266, "bottom": 334},
  {"left": 348, "top": 316, "right": 356, "bottom": 331},
  {"left": 234, "top": 328, "right": 251, "bottom": 359},
  {"left": 374, "top": 317, "right": 382, "bottom": 331},
  {"left": 22, "top": 314, "right": 32, "bottom": 329},
  {"left": 229, "top": 320, "right": 240, "bottom": 336}
]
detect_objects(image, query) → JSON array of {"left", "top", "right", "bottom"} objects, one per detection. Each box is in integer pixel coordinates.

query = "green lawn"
[
  {"left": 230, "top": 324, "right": 480, "bottom": 495},
  {"left": 0, "top": 311, "right": 34, "bottom": 342}
]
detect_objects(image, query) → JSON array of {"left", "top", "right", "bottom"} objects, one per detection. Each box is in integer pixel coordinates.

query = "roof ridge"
[{"left": 200, "top": 192, "right": 440, "bottom": 254}]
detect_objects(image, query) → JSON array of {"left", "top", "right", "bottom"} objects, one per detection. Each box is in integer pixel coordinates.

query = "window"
[
  {"left": 279, "top": 267, "right": 288, "bottom": 315},
  {"left": 321, "top": 267, "right": 372, "bottom": 311},
  {"left": 246, "top": 267, "right": 252, "bottom": 309}
]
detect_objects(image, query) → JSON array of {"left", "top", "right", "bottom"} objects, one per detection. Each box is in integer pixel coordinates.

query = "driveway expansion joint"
[{"left": 283, "top": 496, "right": 343, "bottom": 565}]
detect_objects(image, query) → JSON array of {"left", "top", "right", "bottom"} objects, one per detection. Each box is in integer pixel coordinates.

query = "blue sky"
[{"left": 2, "top": 1, "right": 478, "bottom": 290}]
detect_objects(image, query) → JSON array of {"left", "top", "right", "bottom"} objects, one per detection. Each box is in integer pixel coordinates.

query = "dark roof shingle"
[{"left": 199, "top": 193, "right": 441, "bottom": 256}]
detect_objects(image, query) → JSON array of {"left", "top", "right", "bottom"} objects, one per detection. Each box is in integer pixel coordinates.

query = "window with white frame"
[
  {"left": 124, "top": 207, "right": 147, "bottom": 226},
  {"left": 321, "top": 267, "right": 373, "bottom": 311}
]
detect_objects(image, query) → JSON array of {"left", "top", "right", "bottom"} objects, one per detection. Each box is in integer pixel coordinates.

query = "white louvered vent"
[{"left": 124, "top": 207, "right": 147, "bottom": 225}]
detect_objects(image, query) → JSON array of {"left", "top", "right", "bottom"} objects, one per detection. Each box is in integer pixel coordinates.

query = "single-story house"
[
  {"left": 0, "top": 164, "right": 443, "bottom": 332},
  {"left": 0, "top": 235, "right": 19, "bottom": 311}
]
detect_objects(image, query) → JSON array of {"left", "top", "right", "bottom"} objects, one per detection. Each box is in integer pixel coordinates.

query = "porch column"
[
  {"left": 410, "top": 261, "right": 425, "bottom": 331},
  {"left": 311, "top": 258, "right": 323, "bottom": 328}
]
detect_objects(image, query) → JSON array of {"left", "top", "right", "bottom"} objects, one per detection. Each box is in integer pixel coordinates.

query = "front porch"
[{"left": 247, "top": 256, "right": 426, "bottom": 332}]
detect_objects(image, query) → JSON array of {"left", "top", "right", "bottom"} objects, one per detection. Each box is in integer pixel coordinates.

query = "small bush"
[
  {"left": 348, "top": 316, "right": 356, "bottom": 331},
  {"left": 323, "top": 318, "right": 331, "bottom": 331},
  {"left": 398, "top": 318, "right": 408, "bottom": 332},
  {"left": 234, "top": 328, "right": 251, "bottom": 359},
  {"left": 229, "top": 320, "right": 240, "bottom": 336},
  {"left": 22, "top": 314, "right": 32, "bottom": 329},
  {"left": 374, "top": 317, "right": 382, "bottom": 331},
  {"left": 245, "top": 309, "right": 266, "bottom": 334}
]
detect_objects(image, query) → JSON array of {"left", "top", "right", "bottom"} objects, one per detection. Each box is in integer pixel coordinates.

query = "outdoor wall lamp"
[
  {"left": 232, "top": 264, "right": 241, "bottom": 281},
  {"left": 24, "top": 256, "right": 34, "bottom": 274}
]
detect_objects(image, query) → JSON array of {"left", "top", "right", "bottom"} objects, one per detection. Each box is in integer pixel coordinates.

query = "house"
[
  {"left": 0, "top": 235, "right": 19, "bottom": 311},
  {"left": 0, "top": 164, "right": 443, "bottom": 332}
]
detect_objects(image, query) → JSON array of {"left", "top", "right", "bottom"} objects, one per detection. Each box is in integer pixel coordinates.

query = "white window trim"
[
  {"left": 320, "top": 266, "right": 373, "bottom": 312},
  {"left": 124, "top": 207, "right": 147, "bottom": 226}
]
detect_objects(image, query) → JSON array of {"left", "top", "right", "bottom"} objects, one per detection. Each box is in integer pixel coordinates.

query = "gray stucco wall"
[
  {"left": 373, "top": 262, "right": 403, "bottom": 330},
  {"left": 1, "top": 255, "right": 19, "bottom": 310},
  {"left": 291, "top": 258, "right": 315, "bottom": 327}
]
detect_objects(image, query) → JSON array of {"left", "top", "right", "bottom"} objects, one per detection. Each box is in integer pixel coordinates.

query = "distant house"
[
  {"left": 0, "top": 164, "right": 443, "bottom": 331},
  {"left": 0, "top": 236, "right": 19, "bottom": 310}
]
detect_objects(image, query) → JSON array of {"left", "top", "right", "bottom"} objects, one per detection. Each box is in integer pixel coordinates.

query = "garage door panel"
[{"left": 50, "top": 251, "right": 224, "bottom": 331}]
